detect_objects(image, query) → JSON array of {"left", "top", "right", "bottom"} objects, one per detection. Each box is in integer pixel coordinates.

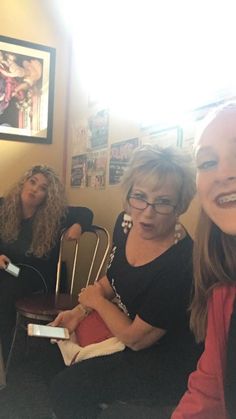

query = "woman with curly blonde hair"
[{"left": 0, "top": 165, "right": 93, "bottom": 363}]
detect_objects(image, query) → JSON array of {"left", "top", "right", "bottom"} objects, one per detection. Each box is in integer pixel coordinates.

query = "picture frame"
[
  {"left": 141, "top": 125, "right": 182, "bottom": 148},
  {"left": 0, "top": 35, "right": 55, "bottom": 144}
]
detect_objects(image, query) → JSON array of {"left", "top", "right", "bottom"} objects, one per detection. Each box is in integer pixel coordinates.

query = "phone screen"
[{"left": 28, "top": 324, "right": 69, "bottom": 339}]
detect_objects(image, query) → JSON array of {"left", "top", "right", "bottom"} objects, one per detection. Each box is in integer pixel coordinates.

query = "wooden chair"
[{"left": 6, "top": 225, "right": 110, "bottom": 372}]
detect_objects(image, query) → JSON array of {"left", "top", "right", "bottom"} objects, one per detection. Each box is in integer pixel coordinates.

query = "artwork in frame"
[
  {"left": 141, "top": 125, "right": 182, "bottom": 148},
  {"left": 0, "top": 35, "right": 55, "bottom": 144}
]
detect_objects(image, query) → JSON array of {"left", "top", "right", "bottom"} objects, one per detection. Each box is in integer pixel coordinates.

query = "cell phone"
[
  {"left": 27, "top": 324, "right": 70, "bottom": 340},
  {"left": 5, "top": 262, "right": 20, "bottom": 277}
]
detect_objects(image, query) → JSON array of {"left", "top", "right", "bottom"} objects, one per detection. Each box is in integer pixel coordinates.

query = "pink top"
[{"left": 172, "top": 285, "right": 236, "bottom": 419}]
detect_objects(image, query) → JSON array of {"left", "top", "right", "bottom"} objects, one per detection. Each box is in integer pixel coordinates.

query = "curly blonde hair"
[{"left": 0, "top": 165, "right": 67, "bottom": 257}]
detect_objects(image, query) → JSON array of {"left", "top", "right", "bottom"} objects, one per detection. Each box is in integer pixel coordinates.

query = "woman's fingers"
[
  {"left": 0, "top": 254, "right": 10, "bottom": 269},
  {"left": 51, "top": 313, "right": 62, "bottom": 327}
]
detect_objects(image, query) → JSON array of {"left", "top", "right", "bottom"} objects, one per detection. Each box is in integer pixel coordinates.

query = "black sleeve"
[
  {"left": 64, "top": 206, "right": 93, "bottom": 233},
  {"left": 106, "top": 212, "right": 127, "bottom": 274},
  {"left": 112, "top": 212, "right": 127, "bottom": 246}
]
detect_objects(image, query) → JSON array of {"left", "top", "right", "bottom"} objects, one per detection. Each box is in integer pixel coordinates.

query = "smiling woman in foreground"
[
  {"left": 172, "top": 103, "right": 236, "bottom": 419},
  {"left": 50, "top": 145, "right": 201, "bottom": 419}
]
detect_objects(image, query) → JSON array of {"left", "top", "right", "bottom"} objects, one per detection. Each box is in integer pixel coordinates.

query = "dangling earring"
[
  {"left": 121, "top": 213, "right": 132, "bottom": 234},
  {"left": 174, "top": 220, "right": 182, "bottom": 245}
]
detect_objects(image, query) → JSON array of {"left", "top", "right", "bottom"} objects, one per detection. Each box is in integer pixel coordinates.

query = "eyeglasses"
[{"left": 128, "top": 195, "right": 176, "bottom": 215}]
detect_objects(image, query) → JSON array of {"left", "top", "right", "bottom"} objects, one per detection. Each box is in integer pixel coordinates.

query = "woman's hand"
[
  {"left": 79, "top": 282, "right": 105, "bottom": 310},
  {"left": 50, "top": 306, "right": 84, "bottom": 333},
  {"left": 64, "top": 224, "right": 82, "bottom": 241},
  {"left": 0, "top": 254, "right": 10, "bottom": 269}
]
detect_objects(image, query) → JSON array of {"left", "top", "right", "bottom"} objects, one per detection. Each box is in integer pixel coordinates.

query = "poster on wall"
[
  {"left": 180, "top": 105, "right": 216, "bottom": 152},
  {"left": 0, "top": 35, "right": 55, "bottom": 144},
  {"left": 71, "top": 154, "right": 87, "bottom": 187},
  {"left": 71, "top": 119, "right": 89, "bottom": 155},
  {"left": 141, "top": 126, "right": 182, "bottom": 148},
  {"left": 86, "top": 149, "right": 108, "bottom": 189},
  {"left": 109, "top": 137, "right": 139, "bottom": 185},
  {"left": 88, "top": 108, "right": 109, "bottom": 149},
  {"left": 181, "top": 121, "right": 199, "bottom": 151}
]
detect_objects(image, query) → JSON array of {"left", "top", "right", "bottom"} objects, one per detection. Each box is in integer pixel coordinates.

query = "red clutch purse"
[{"left": 75, "top": 310, "right": 113, "bottom": 347}]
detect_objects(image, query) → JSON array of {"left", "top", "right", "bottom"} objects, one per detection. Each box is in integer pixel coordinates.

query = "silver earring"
[
  {"left": 121, "top": 213, "right": 132, "bottom": 234},
  {"left": 174, "top": 222, "right": 182, "bottom": 244}
]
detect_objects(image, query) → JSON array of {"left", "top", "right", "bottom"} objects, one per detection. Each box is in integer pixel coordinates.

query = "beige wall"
[
  {"left": 0, "top": 1, "right": 200, "bottom": 238},
  {"left": 0, "top": 0, "right": 70, "bottom": 194},
  {"left": 65, "top": 51, "right": 200, "bottom": 238}
]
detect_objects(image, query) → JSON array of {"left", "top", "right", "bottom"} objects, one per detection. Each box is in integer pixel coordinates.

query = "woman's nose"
[
  {"left": 31, "top": 184, "right": 38, "bottom": 192},
  {"left": 216, "top": 158, "right": 236, "bottom": 183},
  {"left": 143, "top": 203, "right": 156, "bottom": 215}
]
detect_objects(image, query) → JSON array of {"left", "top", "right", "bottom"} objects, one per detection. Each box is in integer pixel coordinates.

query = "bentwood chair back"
[
  {"left": 15, "top": 225, "right": 110, "bottom": 321},
  {"left": 6, "top": 225, "right": 110, "bottom": 373}
]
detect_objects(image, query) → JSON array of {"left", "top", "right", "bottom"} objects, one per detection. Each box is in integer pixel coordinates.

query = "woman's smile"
[{"left": 215, "top": 192, "right": 236, "bottom": 207}]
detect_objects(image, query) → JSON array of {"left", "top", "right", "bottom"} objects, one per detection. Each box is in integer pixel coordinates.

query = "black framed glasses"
[{"left": 128, "top": 195, "right": 176, "bottom": 215}]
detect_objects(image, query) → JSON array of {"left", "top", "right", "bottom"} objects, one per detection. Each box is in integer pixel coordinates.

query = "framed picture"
[
  {"left": 0, "top": 35, "right": 55, "bottom": 144},
  {"left": 141, "top": 125, "right": 182, "bottom": 148},
  {"left": 88, "top": 108, "right": 109, "bottom": 149}
]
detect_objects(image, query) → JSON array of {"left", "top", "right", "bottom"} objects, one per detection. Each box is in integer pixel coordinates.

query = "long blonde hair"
[
  {"left": 0, "top": 165, "right": 67, "bottom": 257},
  {"left": 190, "top": 102, "right": 236, "bottom": 342},
  {"left": 190, "top": 211, "right": 236, "bottom": 342}
]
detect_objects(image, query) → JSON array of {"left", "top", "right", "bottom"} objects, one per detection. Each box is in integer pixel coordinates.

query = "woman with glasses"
[{"left": 50, "top": 145, "right": 202, "bottom": 419}]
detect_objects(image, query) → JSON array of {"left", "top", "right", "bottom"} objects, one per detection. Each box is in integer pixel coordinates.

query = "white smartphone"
[
  {"left": 5, "top": 262, "right": 20, "bottom": 277},
  {"left": 27, "top": 324, "right": 70, "bottom": 340}
]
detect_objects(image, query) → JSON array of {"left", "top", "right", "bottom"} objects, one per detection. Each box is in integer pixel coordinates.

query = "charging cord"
[{"left": 17, "top": 263, "right": 48, "bottom": 294}]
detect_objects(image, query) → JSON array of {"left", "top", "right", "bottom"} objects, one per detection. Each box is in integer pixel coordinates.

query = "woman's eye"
[
  {"left": 197, "top": 160, "right": 217, "bottom": 170},
  {"left": 132, "top": 194, "right": 145, "bottom": 200},
  {"left": 156, "top": 199, "right": 172, "bottom": 206}
]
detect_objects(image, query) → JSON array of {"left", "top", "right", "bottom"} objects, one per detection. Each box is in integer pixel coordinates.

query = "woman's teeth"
[{"left": 218, "top": 193, "right": 236, "bottom": 204}]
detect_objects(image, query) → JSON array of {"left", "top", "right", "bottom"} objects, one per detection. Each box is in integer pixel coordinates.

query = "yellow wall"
[{"left": 0, "top": 0, "right": 70, "bottom": 194}]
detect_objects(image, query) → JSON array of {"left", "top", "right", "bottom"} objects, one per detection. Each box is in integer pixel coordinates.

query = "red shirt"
[{"left": 172, "top": 285, "right": 236, "bottom": 419}]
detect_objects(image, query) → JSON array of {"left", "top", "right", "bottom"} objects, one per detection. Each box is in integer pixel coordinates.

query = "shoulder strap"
[{"left": 225, "top": 298, "right": 236, "bottom": 419}]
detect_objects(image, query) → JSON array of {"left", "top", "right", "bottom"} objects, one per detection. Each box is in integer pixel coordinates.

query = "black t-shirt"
[{"left": 107, "top": 212, "right": 195, "bottom": 347}]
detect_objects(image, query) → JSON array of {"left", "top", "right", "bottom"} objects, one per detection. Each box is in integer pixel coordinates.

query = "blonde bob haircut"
[
  {"left": 190, "top": 101, "right": 236, "bottom": 342},
  {"left": 121, "top": 144, "right": 196, "bottom": 216},
  {"left": 0, "top": 165, "right": 67, "bottom": 258}
]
